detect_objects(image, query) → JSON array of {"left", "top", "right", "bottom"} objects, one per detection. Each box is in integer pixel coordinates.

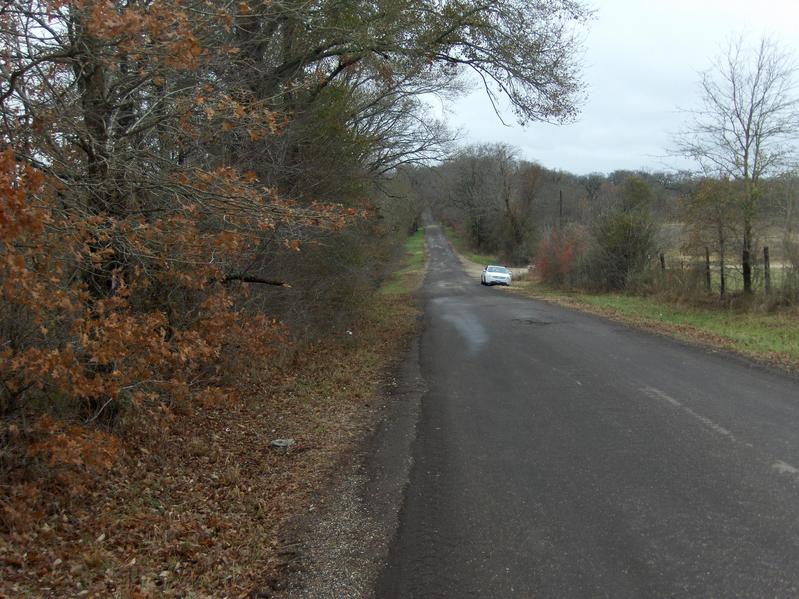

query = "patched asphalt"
[{"left": 376, "top": 222, "right": 799, "bottom": 598}]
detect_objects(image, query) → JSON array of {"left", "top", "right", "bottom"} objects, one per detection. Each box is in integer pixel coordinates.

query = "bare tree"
[
  {"left": 678, "top": 35, "right": 799, "bottom": 293},
  {"left": 682, "top": 178, "right": 742, "bottom": 298},
  {"left": 446, "top": 145, "right": 501, "bottom": 250}
]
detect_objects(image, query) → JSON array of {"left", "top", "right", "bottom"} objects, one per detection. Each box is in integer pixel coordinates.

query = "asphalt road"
[{"left": 376, "top": 222, "right": 799, "bottom": 598}]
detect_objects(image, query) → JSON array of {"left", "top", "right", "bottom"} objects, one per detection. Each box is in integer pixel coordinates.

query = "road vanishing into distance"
[{"left": 376, "top": 222, "right": 799, "bottom": 598}]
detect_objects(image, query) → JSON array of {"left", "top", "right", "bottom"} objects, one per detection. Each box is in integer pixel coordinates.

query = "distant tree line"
[{"left": 412, "top": 142, "right": 798, "bottom": 301}]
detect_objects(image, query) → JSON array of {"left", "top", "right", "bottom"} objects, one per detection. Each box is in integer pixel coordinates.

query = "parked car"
[{"left": 481, "top": 265, "right": 512, "bottom": 286}]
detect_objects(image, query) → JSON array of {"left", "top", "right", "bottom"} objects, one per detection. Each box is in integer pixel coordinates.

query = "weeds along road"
[{"left": 376, "top": 221, "right": 799, "bottom": 598}]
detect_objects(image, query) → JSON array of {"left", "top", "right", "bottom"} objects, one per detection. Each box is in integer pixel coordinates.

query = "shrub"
[
  {"left": 535, "top": 226, "right": 586, "bottom": 285},
  {"left": 576, "top": 210, "right": 658, "bottom": 291}
]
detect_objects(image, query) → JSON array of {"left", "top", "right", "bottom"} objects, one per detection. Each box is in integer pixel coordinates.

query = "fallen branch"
[{"left": 223, "top": 274, "right": 291, "bottom": 287}]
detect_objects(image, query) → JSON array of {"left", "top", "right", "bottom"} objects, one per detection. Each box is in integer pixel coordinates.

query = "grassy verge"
[
  {"left": 2, "top": 240, "right": 425, "bottom": 596},
  {"left": 380, "top": 228, "right": 427, "bottom": 295},
  {"left": 440, "top": 225, "right": 500, "bottom": 266},
  {"left": 508, "top": 281, "right": 799, "bottom": 371}
]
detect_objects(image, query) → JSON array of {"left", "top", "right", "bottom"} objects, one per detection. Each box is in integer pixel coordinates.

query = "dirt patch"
[{"left": 457, "top": 254, "right": 529, "bottom": 284}]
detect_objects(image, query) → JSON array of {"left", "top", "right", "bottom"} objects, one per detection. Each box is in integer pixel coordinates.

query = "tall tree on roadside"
[
  {"left": 580, "top": 176, "right": 657, "bottom": 291},
  {"left": 221, "top": 0, "right": 592, "bottom": 200},
  {"left": 682, "top": 178, "right": 742, "bottom": 298},
  {"left": 678, "top": 36, "right": 799, "bottom": 293},
  {"left": 445, "top": 145, "right": 499, "bottom": 250}
]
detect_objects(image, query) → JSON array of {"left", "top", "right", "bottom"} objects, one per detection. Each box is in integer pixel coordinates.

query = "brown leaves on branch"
[
  {"left": 0, "top": 144, "right": 289, "bottom": 420},
  {"left": 0, "top": 0, "right": 359, "bottom": 530}
]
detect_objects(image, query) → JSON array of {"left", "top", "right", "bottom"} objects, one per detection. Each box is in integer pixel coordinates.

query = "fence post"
[
  {"left": 659, "top": 253, "right": 666, "bottom": 273},
  {"left": 705, "top": 247, "right": 712, "bottom": 292},
  {"left": 764, "top": 246, "right": 771, "bottom": 295}
]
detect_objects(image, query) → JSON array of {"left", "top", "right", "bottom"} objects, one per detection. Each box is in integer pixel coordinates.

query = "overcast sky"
[{"left": 437, "top": 0, "right": 799, "bottom": 175}]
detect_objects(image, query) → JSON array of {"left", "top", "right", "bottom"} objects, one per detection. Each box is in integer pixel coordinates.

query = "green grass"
[
  {"left": 440, "top": 225, "right": 501, "bottom": 266},
  {"left": 380, "top": 228, "right": 426, "bottom": 295},
  {"left": 513, "top": 282, "right": 799, "bottom": 367}
]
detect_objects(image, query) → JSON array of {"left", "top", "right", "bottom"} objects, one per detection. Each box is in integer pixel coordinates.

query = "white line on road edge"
[
  {"left": 640, "top": 386, "right": 735, "bottom": 440},
  {"left": 639, "top": 386, "right": 799, "bottom": 484},
  {"left": 772, "top": 460, "right": 799, "bottom": 476}
]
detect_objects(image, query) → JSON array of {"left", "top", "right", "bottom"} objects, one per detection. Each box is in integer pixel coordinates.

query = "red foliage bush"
[{"left": 535, "top": 227, "right": 584, "bottom": 285}]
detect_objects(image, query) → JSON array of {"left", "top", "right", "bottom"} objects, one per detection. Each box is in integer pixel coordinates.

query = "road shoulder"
[{"left": 273, "top": 334, "right": 426, "bottom": 598}]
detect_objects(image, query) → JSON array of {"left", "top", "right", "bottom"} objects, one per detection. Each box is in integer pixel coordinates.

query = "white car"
[{"left": 481, "top": 265, "right": 512, "bottom": 286}]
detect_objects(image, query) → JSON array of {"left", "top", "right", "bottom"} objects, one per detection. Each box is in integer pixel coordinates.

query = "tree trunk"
[
  {"left": 742, "top": 222, "right": 752, "bottom": 294},
  {"left": 718, "top": 224, "right": 726, "bottom": 299},
  {"left": 764, "top": 246, "right": 771, "bottom": 294},
  {"left": 71, "top": 8, "right": 122, "bottom": 299}
]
